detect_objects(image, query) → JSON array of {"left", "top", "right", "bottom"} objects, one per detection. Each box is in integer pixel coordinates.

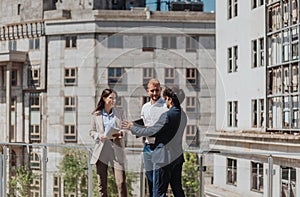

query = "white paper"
[{"left": 104, "top": 126, "right": 121, "bottom": 138}]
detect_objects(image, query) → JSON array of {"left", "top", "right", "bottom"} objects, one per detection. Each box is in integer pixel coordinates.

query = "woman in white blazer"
[{"left": 89, "top": 88, "right": 128, "bottom": 197}]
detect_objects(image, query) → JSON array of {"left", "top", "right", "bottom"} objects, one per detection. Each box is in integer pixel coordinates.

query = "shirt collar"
[{"left": 102, "top": 109, "right": 114, "bottom": 117}]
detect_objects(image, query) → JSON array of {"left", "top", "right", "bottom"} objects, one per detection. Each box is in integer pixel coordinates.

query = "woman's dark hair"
[
  {"left": 93, "top": 88, "right": 117, "bottom": 113},
  {"left": 163, "top": 86, "right": 185, "bottom": 108}
]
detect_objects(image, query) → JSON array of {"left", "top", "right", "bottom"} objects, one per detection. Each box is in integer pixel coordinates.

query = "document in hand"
[{"left": 104, "top": 126, "right": 121, "bottom": 138}]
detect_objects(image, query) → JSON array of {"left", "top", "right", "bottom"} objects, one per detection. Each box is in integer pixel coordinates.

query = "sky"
[{"left": 146, "top": 0, "right": 216, "bottom": 13}]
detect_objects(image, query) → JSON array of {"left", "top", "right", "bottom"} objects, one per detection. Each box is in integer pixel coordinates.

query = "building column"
[{"left": 6, "top": 63, "right": 11, "bottom": 142}]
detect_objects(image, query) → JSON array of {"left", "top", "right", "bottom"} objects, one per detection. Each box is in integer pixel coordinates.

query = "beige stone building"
[{"left": 0, "top": 0, "right": 215, "bottom": 196}]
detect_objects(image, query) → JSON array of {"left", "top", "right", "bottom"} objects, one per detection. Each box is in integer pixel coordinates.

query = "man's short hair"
[{"left": 147, "top": 78, "right": 161, "bottom": 88}]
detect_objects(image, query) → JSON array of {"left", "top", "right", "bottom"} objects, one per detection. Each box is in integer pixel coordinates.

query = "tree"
[
  {"left": 8, "top": 166, "right": 33, "bottom": 197},
  {"left": 60, "top": 148, "right": 136, "bottom": 196},
  {"left": 182, "top": 152, "right": 200, "bottom": 196}
]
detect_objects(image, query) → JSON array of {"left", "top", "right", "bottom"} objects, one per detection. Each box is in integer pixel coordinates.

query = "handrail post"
[
  {"left": 0, "top": 154, "right": 3, "bottom": 197},
  {"left": 3, "top": 146, "right": 7, "bottom": 196},
  {"left": 140, "top": 152, "right": 145, "bottom": 197},
  {"left": 88, "top": 150, "right": 93, "bottom": 197},
  {"left": 199, "top": 153, "right": 204, "bottom": 197},
  {"left": 42, "top": 146, "right": 47, "bottom": 197},
  {"left": 267, "top": 155, "right": 273, "bottom": 197}
]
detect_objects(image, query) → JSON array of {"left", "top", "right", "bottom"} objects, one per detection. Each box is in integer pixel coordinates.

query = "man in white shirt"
[{"left": 141, "top": 79, "right": 168, "bottom": 197}]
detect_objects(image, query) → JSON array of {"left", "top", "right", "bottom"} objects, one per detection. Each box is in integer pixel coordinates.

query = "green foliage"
[
  {"left": 8, "top": 166, "right": 33, "bottom": 197},
  {"left": 182, "top": 152, "right": 200, "bottom": 196},
  {"left": 60, "top": 148, "right": 136, "bottom": 196},
  {"left": 58, "top": 148, "right": 88, "bottom": 194}
]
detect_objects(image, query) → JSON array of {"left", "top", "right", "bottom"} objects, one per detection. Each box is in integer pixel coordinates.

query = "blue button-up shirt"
[{"left": 102, "top": 109, "right": 115, "bottom": 134}]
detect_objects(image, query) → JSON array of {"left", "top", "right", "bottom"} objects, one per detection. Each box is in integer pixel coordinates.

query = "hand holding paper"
[{"left": 104, "top": 126, "right": 121, "bottom": 138}]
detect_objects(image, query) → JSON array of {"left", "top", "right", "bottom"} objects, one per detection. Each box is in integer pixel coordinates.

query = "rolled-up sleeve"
[{"left": 131, "top": 112, "right": 168, "bottom": 136}]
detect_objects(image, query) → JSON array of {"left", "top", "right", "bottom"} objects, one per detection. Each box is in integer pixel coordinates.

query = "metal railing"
[{"left": 0, "top": 142, "right": 297, "bottom": 197}]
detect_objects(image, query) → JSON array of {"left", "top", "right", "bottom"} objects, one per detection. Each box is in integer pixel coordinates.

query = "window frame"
[
  {"left": 108, "top": 67, "right": 124, "bottom": 84},
  {"left": 65, "top": 35, "right": 77, "bottom": 49},
  {"left": 226, "top": 158, "right": 237, "bottom": 186},
  {"left": 64, "top": 124, "right": 77, "bottom": 142},
  {"left": 64, "top": 96, "right": 76, "bottom": 112},
  {"left": 64, "top": 67, "right": 77, "bottom": 86}
]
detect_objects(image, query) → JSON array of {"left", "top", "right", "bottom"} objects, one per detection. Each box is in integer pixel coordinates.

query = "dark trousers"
[
  {"left": 153, "top": 156, "right": 185, "bottom": 197},
  {"left": 96, "top": 160, "right": 128, "bottom": 197}
]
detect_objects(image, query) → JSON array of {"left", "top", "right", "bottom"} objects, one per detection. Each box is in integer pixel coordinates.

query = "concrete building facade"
[
  {"left": 212, "top": 0, "right": 300, "bottom": 196},
  {"left": 0, "top": 0, "right": 215, "bottom": 196}
]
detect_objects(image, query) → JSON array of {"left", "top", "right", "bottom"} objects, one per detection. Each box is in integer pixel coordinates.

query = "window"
[
  {"left": 108, "top": 34, "right": 123, "bottom": 48},
  {"left": 186, "top": 97, "right": 196, "bottom": 112},
  {"left": 11, "top": 69, "right": 17, "bottom": 86},
  {"left": 186, "top": 68, "right": 198, "bottom": 86},
  {"left": 228, "top": 0, "right": 238, "bottom": 19},
  {"left": 252, "top": 99, "right": 264, "bottom": 128},
  {"left": 108, "top": 67, "right": 124, "bottom": 84},
  {"left": 292, "top": 27, "right": 299, "bottom": 60},
  {"left": 165, "top": 68, "right": 175, "bottom": 85},
  {"left": 30, "top": 152, "right": 40, "bottom": 170},
  {"left": 252, "top": 38, "right": 264, "bottom": 68},
  {"left": 143, "top": 68, "right": 155, "bottom": 88},
  {"left": 252, "top": 0, "right": 264, "bottom": 9},
  {"left": 11, "top": 97, "right": 16, "bottom": 112},
  {"left": 30, "top": 95, "right": 40, "bottom": 111},
  {"left": 30, "top": 175, "right": 41, "bottom": 197},
  {"left": 227, "top": 158, "right": 237, "bottom": 185},
  {"left": 10, "top": 125, "right": 16, "bottom": 142},
  {"left": 228, "top": 101, "right": 238, "bottom": 127},
  {"left": 30, "top": 125, "right": 40, "bottom": 142},
  {"left": 65, "top": 35, "right": 77, "bottom": 48},
  {"left": 162, "top": 36, "right": 176, "bottom": 49},
  {"left": 8, "top": 40, "right": 17, "bottom": 51},
  {"left": 281, "top": 167, "right": 296, "bottom": 197},
  {"left": 29, "top": 67, "right": 40, "bottom": 87},
  {"left": 186, "top": 35, "right": 199, "bottom": 52},
  {"left": 29, "top": 38, "right": 40, "bottom": 50},
  {"left": 185, "top": 125, "right": 199, "bottom": 147},
  {"left": 116, "top": 96, "right": 123, "bottom": 108},
  {"left": 64, "top": 125, "right": 77, "bottom": 142},
  {"left": 143, "top": 35, "right": 156, "bottom": 51},
  {"left": 64, "top": 67, "right": 77, "bottom": 86},
  {"left": 17, "top": 4, "right": 21, "bottom": 15},
  {"left": 53, "top": 176, "right": 61, "bottom": 197},
  {"left": 142, "top": 96, "right": 150, "bottom": 105},
  {"left": 228, "top": 46, "right": 238, "bottom": 73},
  {"left": 251, "top": 162, "right": 263, "bottom": 192},
  {"left": 64, "top": 96, "right": 76, "bottom": 111}
]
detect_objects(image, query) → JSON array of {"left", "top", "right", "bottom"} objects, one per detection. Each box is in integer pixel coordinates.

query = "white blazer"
[{"left": 89, "top": 108, "right": 126, "bottom": 165}]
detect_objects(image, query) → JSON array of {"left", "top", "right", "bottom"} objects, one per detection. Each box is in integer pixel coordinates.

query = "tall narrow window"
[
  {"left": 29, "top": 38, "right": 40, "bottom": 50},
  {"left": 64, "top": 96, "right": 76, "bottom": 111},
  {"left": 252, "top": 39, "right": 257, "bottom": 68},
  {"left": 30, "top": 175, "right": 41, "bottom": 197},
  {"left": 108, "top": 35, "right": 123, "bottom": 48},
  {"left": 185, "top": 125, "right": 199, "bottom": 147},
  {"left": 186, "top": 97, "right": 196, "bottom": 112},
  {"left": 30, "top": 125, "right": 40, "bottom": 142},
  {"left": 251, "top": 162, "right": 263, "bottom": 192},
  {"left": 30, "top": 95, "right": 40, "bottom": 111},
  {"left": 186, "top": 35, "right": 199, "bottom": 52},
  {"left": 64, "top": 125, "right": 77, "bottom": 142},
  {"left": 30, "top": 152, "right": 40, "bottom": 170},
  {"left": 65, "top": 35, "right": 77, "bottom": 48},
  {"left": 228, "top": 46, "right": 238, "bottom": 72},
  {"left": 227, "top": 158, "right": 237, "bottom": 185},
  {"left": 17, "top": 4, "right": 21, "bottom": 15},
  {"left": 64, "top": 67, "right": 77, "bottom": 86},
  {"left": 8, "top": 40, "right": 17, "bottom": 51},
  {"left": 281, "top": 167, "right": 296, "bottom": 197},
  {"left": 228, "top": 0, "right": 238, "bottom": 19},
  {"left": 53, "top": 176, "right": 61, "bottom": 197},
  {"left": 165, "top": 68, "right": 175, "bottom": 85},
  {"left": 143, "top": 35, "right": 156, "bottom": 51},
  {"left": 186, "top": 68, "right": 198, "bottom": 86},
  {"left": 108, "top": 67, "right": 124, "bottom": 84},
  {"left": 228, "top": 101, "right": 238, "bottom": 127},
  {"left": 162, "top": 36, "right": 176, "bottom": 49},
  {"left": 29, "top": 67, "right": 40, "bottom": 87},
  {"left": 143, "top": 68, "right": 155, "bottom": 88},
  {"left": 11, "top": 69, "right": 17, "bottom": 86}
]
